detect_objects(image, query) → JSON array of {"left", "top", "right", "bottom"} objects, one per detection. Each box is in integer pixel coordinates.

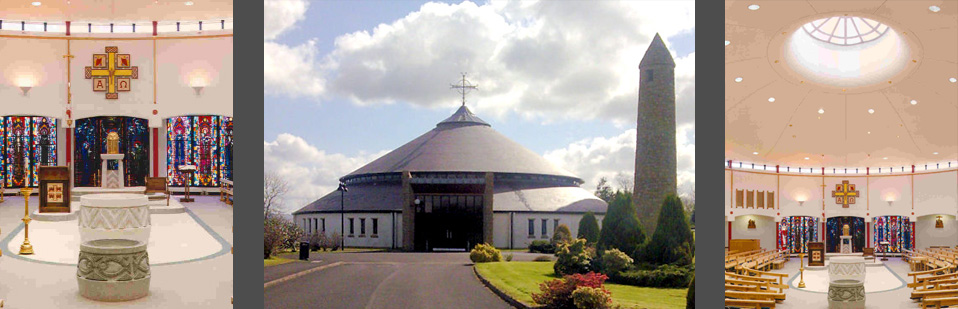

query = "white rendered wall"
[
  {"left": 916, "top": 214, "right": 958, "bottom": 249},
  {"left": 294, "top": 213, "right": 403, "bottom": 249},
  {"left": 504, "top": 212, "right": 605, "bottom": 249},
  {"left": 730, "top": 215, "right": 776, "bottom": 251}
]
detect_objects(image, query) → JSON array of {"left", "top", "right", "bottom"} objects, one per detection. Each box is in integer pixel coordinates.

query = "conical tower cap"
[{"left": 639, "top": 33, "right": 675, "bottom": 68}]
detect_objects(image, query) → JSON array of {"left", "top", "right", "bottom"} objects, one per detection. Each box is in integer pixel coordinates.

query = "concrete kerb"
[
  {"left": 264, "top": 261, "right": 343, "bottom": 290},
  {"left": 472, "top": 264, "right": 532, "bottom": 309}
]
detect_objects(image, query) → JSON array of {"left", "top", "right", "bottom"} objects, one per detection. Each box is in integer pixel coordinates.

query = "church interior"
[
  {"left": 726, "top": 1, "right": 958, "bottom": 308},
  {"left": 0, "top": 1, "right": 232, "bottom": 307}
]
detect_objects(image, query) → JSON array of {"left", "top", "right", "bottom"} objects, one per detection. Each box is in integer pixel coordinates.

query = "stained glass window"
[
  {"left": 873, "top": 216, "right": 912, "bottom": 253},
  {"left": 0, "top": 116, "right": 58, "bottom": 187},
  {"left": 826, "top": 216, "right": 866, "bottom": 253},
  {"left": 166, "top": 115, "right": 232, "bottom": 187},
  {"left": 73, "top": 116, "right": 149, "bottom": 187},
  {"left": 777, "top": 216, "right": 819, "bottom": 254}
]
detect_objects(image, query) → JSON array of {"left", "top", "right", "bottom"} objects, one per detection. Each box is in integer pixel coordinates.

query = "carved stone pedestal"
[
  {"left": 77, "top": 239, "right": 150, "bottom": 302},
  {"left": 840, "top": 236, "right": 853, "bottom": 254},
  {"left": 79, "top": 194, "right": 150, "bottom": 244},
  {"left": 828, "top": 279, "right": 865, "bottom": 309}
]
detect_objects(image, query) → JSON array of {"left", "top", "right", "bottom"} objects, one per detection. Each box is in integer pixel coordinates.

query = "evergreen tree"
[
  {"left": 594, "top": 177, "right": 615, "bottom": 203},
  {"left": 577, "top": 212, "right": 600, "bottom": 244},
  {"left": 597, "top": 191, "right": 646, "bottom": 258},
  {"left": 686, "top": 274, "right": 695, "bottom": 308},
  {"left": 552, "top": 224, "right": 572, "bottom": 245},
  {"left": 643, "top": 193, "right": 693, "bottom": 265}
]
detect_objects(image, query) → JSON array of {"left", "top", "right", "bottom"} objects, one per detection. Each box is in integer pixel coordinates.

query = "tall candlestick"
[{"left": 19, "top": 185, "right": 33, "bottom": 255}]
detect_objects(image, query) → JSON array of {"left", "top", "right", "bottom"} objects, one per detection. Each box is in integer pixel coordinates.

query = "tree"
[
  {"left": 614, "top": 172, "right": 633, "bottom": 195},
  {"left": 681, "top": 182, "right": 695, "bottom": 226},
  {"left": 264, "top": 171, "right": 289, "bottom": 218},
  {"left": 597, "top": 191, "right": 646, "bottom": 259},
  {"left": 577, "top": 212, "right": 600, "bottom": 244},
  {"left": 642, "top": 193, "right": 693, "bottom": 265},
  {"left": 686, "top": 274, "right": 695, "bottom": 308},
  {"left": 594, "top": 177, "right": 614, "bottom": 203},
  {"left": 552, "top": 224, "right": 572, "bottom": 245}
]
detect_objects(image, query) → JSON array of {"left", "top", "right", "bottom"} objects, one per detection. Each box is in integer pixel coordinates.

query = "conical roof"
[
  {"left": 639, "top": 33, "right": 675, "bottom": 68},
  {"left": 344, "top": 106, "right": 580, "bottom": 181}
]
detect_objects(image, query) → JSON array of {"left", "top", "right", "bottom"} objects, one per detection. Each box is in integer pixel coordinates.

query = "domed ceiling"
[
  {"left": 0, "top": 0, "right": 232, "bottom": 22},
  {"left": 726, "top": 0, "right": 958, "bottom": 169}
]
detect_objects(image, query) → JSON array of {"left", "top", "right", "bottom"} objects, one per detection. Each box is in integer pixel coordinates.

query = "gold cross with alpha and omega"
[
  {"left": 832, "top": 180, "right": 860, "bottom": 208},
  {"left": 84, "top": 46, "right": 138, "bottom": 99}
]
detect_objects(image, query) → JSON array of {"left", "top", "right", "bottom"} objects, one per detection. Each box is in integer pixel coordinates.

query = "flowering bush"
[
  {"left": 571, "top": 286, "right": 612, "bottom": 309},
  {"left": 532, "top": 272, "right": 611, "bottom": 309},
  {"left": 600, "top": 249, "right": 633, "bottom": 275},
  {"left": 554, "top": 238, "right": 595, "bottom": 275},
  {"left": 469, "top": 243, "right": 502, "bottom": 263}
]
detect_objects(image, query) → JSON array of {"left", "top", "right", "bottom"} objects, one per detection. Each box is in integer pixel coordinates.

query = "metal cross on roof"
[{"left": 450, "top": 72, "right": 478, "bottom": 107}]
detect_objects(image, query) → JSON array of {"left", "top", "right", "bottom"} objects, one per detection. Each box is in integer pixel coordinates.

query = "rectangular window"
[
  {"left": 528, "top": 219, "right": 535, "bottom": 237},
  {"left": 373, "top": 218, "right": 379, "bottom": 235},
  {"left": 303, "top": 219, "right": 308, "bottom": 233},
  {"left": 643, "top": 69, "right": 653, "bottom": 82},
  {"left": 542, "top": 219, "right": 548, "bottom": 237},
  {"left": 360, "top": 218, "right": 366, "bottom": 235},
  {"left": 312, "top": 219, "right": 317, "bottom": 234},
  {"left": 321, "top": 218, "right": 326, "bottom": 233},
  {"left": 349, "top": 218, "right": 355, "bottom": 235},
  {"left": 554, "top": 219, "right": 560, "bottom": 232}
]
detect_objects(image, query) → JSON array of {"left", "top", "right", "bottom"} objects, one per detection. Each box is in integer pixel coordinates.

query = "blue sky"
[{"left": 263, "top": 0, "right": 695, "bottom": 211}]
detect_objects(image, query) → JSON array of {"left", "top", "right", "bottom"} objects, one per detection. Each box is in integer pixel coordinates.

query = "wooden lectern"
[
  {"left": 808, "top": 242, "right": 825, "bottom": 266},
  {"left": 38, "top": 166, "right": 70, "bottom": 213}
]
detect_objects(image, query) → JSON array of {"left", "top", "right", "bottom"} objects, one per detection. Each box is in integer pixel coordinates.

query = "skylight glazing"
[{"left": 802, "top": 16, "right": 888, "bottom": 46}]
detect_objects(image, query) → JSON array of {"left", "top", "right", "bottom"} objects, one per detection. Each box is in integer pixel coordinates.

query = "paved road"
[{"left": 264, "top": 252, "right": 513, "bottom": 309}]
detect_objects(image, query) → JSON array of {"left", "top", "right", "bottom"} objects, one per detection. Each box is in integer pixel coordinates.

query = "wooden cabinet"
[{"left": 729, "top": 239, "right": 760, "bottom": 252}]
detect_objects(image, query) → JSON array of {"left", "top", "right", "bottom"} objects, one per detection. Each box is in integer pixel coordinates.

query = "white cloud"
[
  {"left": 266, "top": 0, "right": 694, "bottom": 126},
  {"left": 543, "top": 124, "right": 695, "bottom": 195},
  {"left": 264, "top": 134, "right": 387, "bottom": 213},
  {"left": 263, "top": 0, "right": 325, "bottom": 97}
]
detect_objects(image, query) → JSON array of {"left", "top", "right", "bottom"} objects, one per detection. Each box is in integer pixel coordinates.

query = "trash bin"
[{"left": 299, "top": 242, "right": 310, "bottom": 260}]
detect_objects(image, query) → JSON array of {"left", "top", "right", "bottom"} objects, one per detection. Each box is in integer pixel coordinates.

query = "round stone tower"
[{"left": 634, "top": 33, "right": 676, "bottom": 234}]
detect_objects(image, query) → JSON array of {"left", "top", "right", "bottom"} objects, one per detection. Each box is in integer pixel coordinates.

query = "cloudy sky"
[{"left": 264, "top": 0, "right": 695, "bottom": 213}]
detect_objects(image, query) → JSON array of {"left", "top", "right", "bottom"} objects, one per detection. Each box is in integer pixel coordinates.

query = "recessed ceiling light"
[
  {"left": 883, "top": 157, "right": 888, "bottom": 160},
  {"left": 748, "top": 4, "right": 760, "bottom": 10},
  {"left": 930, "top": 6, "right": 941, "bottom": 13},
  {"left": 725, "top": 40, "right": 730, "bottom": 46},
  {"left": 868, "top": 109, "right": 875, "bottom": 114},
  {"left": 934, "top": 152, "right": 939, "bottom": 155},
  {"left": 804, "top": 157, "right": 810, "bottom": 160},
  {"left": 818, "top": 108, "right": 825, "bottom": 114},
  {"left": 951, "top": 77, "right": 957, "bottom": 83},
  {"left": 911, "top": 100, "right": 918, "bottom": 105},
  {"left": 185, "top": 1, "right": 194, "bottom": 5},
  {"left": 31, "top": 1, "right": 40, "bottom": 6},
  {"left": 768, "top": 97, "right": 776, "bottom": 102},
  {"left": 734, "top": 77, "right": 743, "bottom": 83},
  {"left": 867, "top": 131, "right": 871, "bottom": 134},
  {"left": 753, "top": 152, "right": 759, "bottom": 155}
]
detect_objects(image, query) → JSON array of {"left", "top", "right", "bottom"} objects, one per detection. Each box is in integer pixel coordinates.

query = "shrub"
[
  {"left": 469, "top": 243, "right": 502, "bottom": 263},
  {"left": 552, "top": 224, "right": 572, "bottom": 245},
  {"left": 610, "top": 264, "right": 691, "bottom": 288},
  {"left": 686, "top": 274, "right": 695, "bottom": 309},
  {"left": 555, "top": 238, "right": 595, "bottom": 276},
  {"left": 532, "top": 272, "right": 610, "bottom": 309},
  {"left": 505, "top": 254, "right": 514, "bottom": 262},
  {"left": 529, "top": 240, "right": 556, "bottom": 253},
  {"left": 642, "top": 193, "right": 693, "bottom": 265},
  {"left": 534, "top": 255, "right": 553, "bottom": 262},
  {"left": 600, "top": 249, "right": 633, "bottom": 276},
  {"left": 578, "top": 212, "right": 600, "bottom": 244},
  {"left": 308, "top": 233, "right": 329, "bottom": 251},
  {"left": 571, "top": 286, "right": 612, "bottom": 309},
  {"left": 329, "top": 233, "right": 343, "bottom": 251},
  {"left": 598, "top": 192, "right": 646, "bottom": 259}
]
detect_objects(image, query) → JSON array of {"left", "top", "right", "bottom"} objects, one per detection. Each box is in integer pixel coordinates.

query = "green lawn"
[
  {"left": 475, "top": 262, "right": 687, "bottom": 309},
  {"left": 264, "top": 256, "right": 295, "bottom": 267}
]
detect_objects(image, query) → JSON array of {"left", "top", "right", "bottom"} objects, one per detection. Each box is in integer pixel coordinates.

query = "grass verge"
[
  {"left": 475, "top": 261, "right": 686, "bottom": 308},
  {"left": 264, "top": 256, "right": 295, "bottom": 267}
]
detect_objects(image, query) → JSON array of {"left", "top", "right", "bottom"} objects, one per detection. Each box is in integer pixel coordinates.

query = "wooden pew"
[
  {"left": 724, "top": 298, "right": 776, "bottom": 309},
  {"left": 220, "top": 179, "right": 233, "bottom": 205},
  {"left": 725, "top": 290, "right": 785, "bottom": 302},
  {"left": 922, "top": 296, "right": 958, "bottom": 308}
]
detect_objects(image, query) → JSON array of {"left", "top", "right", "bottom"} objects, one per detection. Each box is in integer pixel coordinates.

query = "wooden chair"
[
  {"left": 220, "top": 179, "right": 233, "bottom": 205},
  {"left": 144, "top": 177, "right": 170, "bottom": 206},
  {"left": 863, "top": 247, "right": 875, "bottom": 261}
]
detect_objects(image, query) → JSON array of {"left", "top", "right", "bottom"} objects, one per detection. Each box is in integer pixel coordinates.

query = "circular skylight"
[{"left": 802, "top": 16, "right": 888, "bottom": 46}]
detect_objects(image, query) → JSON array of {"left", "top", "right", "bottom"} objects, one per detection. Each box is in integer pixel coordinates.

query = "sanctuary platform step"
[
  {"left": 806, "top": 259, "right": 884, "bottom": 270},
  {"left": 33, "top": 200, "right": 185, "bottom": 221},
  {"left": 72, "top": 187, "right": 146, "bottom": 202}
]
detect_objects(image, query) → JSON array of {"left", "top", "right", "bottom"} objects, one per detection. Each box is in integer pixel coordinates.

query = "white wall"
[
  {"left": 728, "top": 169, "right": 958, "bottom": 223},
  {"left": 731, "top": 215, "right": 776, "bottom": 251},
  {"left": 0, "top": 34, "right": 232, "bottom": 125},
  {"left": 916, "top": 214, "right": 958, "bottom": 249},
  {"left": 295, "top": 212, "right": 403, "bottom": 249},
  {"left": 504, "top": 212, "right": 604, "bottom": 249}
]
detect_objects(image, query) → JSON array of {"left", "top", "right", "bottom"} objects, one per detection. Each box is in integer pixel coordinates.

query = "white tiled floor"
[
  {"left": 789, "top": 264, "right": 905, "bottom": 293},
  {"left": 769, "top": 258, "right": 923, "bottom": 308},
  {"left": 0, "top": 195, "right": 232, "bottom": 308}
]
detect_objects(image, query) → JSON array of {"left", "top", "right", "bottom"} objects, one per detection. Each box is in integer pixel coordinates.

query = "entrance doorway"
[{"left": 413, "top": 194, "right": 483, "bottom": 251}]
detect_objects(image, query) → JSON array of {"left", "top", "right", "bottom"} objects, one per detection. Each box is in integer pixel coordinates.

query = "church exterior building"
[{"left": 293, "top": 106, "right": 607, "bottom": 251}]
